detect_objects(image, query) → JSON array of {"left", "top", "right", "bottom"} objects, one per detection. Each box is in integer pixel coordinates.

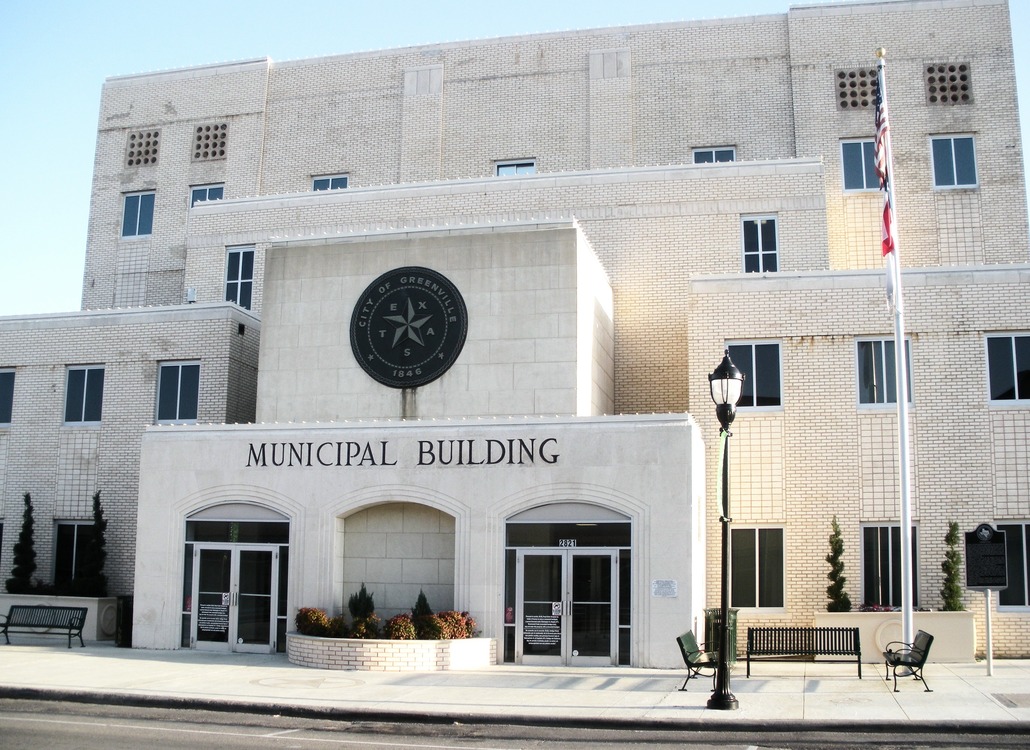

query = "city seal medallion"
[{"left": 350, "top": 266, "right": 468, "bottom": 388}]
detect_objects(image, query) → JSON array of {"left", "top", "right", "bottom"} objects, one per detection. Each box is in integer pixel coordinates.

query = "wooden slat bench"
[
  {"left": 0, "top": 604, "right": 88, "bottom": 648},
  {"left": 746, "top": 626, "right": 861, "bottom": 678}
]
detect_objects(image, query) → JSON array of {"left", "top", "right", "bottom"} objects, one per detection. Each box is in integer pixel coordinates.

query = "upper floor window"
[
  {"left": 731, "top": 527, "right": 784, "bottom": 608},
  {"left": 742, "top": 217, "right": 778, "bottom": 273},
  {"left": 998, "top": 523, "right": 1029, "bottom": 608},
  {"left": 157, "top": 362, "right": 200, "bottom": 423},
  {"left": 727, "top": 342, "right": 781, "bottom": 408},
  {"left": 842, "top": 139, "right": 878, "bottom": 191},
  {"left": 862, "top": 525, "right": 919, "bottom": 608},
  {"left": 64, "top": 366, "right": 104, "bottom": 424},
  {"left": 0, "top": 370, "right": 13, "bottom": 424},
  {"left": 987, "top": 335, "right": 1030, "bottom": 402},
  {"left": 190, "top": 183, "right": 224, "bottom": 207},
  {"left": 312, "top": 174, "right": 349, "bottom": 191},
  {"left": 496, "top": 160, "right": 536, "bottom": 176},
  {"left": 857, "top": 339, "right": 912, "bottom": 405},
  {"left": 121, "top": 191, "right": 155, "bottom": 237},
  {"left": 693, "top": 147, "right": 735, "bottom": 164},
  {"left": 225, "top": 246, "right": 254, "bottom": 310},
  {"left": 931, "top": 135, "right": 977, "bottom": 188}
]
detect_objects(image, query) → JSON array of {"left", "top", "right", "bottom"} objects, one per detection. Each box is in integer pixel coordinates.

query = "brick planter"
[{"left": 287, "top": 632, "right": 497, "bottom": 671}]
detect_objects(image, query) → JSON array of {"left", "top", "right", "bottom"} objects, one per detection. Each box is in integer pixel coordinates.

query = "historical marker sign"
[{"left": 965, "top": 524, "right": 1008, "bottom": 591}]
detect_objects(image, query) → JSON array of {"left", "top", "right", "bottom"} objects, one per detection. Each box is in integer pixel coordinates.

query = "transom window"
[
  {"left": 931, "top": 135, "right": 977, "bottom": 188},
  {"left": 842, "top": 140, "right": 878, "bottom": 191},
  {"left": 742, "top": 216, "right": 778, "bottom": 273},
  {"left": 730, "top": 527, "right": 784, "bottom": 608},
  {"left": 987, "top": 335, "right": 1030, "bottom": 402},
  {"left": 225, "top": 246, "right": 254, "bottom": 310},
  {"left": 121, "top": 191, "right": 155, "bottom": 237},
  {"left": 862, "top": 525, "right": 919, "bottom": 608},
  {"left": 0, "top": 370, "right": 13, "bottom": 424},
  {"left": 693, "top": 147, "right": 735, "bottom": 164},
  {"left": 313, "top": 174, "right": 349, "bottom": 191},
  {"left": 190, "top": 183, "right": 224, "bottom": 207},
  {"left": 64, "top": 366, "right": 104, "bottom": 424},
  {"left": 157, "top": 362, "right": 200, "bottom": 423},
  {"left": 727, "top": 342, "right": 781, "bottom": 408},
  {"left": 496, "top": 160, "right": 536, "bottom": 176},
  {"left": 857, "top": 339, "right": 912, "bottom": 405}
]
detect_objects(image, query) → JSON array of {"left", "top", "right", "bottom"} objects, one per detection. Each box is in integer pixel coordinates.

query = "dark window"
[
  {"left": 932, "top": 136, "right": 977, "bottom": 187},
  {"left": 842, "top": 140, "right": 878, "bottom": 190},
  {"left": 742, "top": 217, "right": 778, "bottom": 273},
  {"left": 54, "top": 522, "right": 94, "bottom": 586},
  {"left": 225, "top": 246, "right": 254, "bottom": 310},
  {"left": 0, "top": 370, "right": 13, "bottom": 424},
  {"left": 694, "top": 147, "right": 735, "bottom": 164},
  {"left": 190, "top": 184, "right": 224, "bottom": 207},
  {"left": 496, "top": 161, "right": 536, "bottom": 176},
  {"left": 862, "top": 526, "right": 919, "bottom": 607},
  {"left": 998, "top": 524, "right": 1029, "bottom": 607},
  {"left": 727, "top": 343, "right": 781, "bottom": 408},
  {"left": 157, "top": 363, "right": 200, "bottom": 422},
  {"left": 987, "top": 335, "right": 1030, "bottom": 402},
  {"left": 121, "top": 191, "right": 155, "bottom": 237},
  {"left": 858, "top": 339, "right": 912, "bottom": 404},
  {"left": 731, "top": 527, "right": 784, "bottom": 608},
  {"left": 312, "top": 175, "right": 348, "bottom": 190},
  {"left": 64, "top": 367, "right": 104, "bottom": 423}
]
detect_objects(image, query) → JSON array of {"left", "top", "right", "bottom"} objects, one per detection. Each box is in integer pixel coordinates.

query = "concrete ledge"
[
  {"left": 0, "top": 594, "right": 118, "bottom": 641},
  {"left": 286, "top": 632, "right": 497, "bottom": 671},
  {"left": 814, "top": 611, "right": 976, "bottom": 662}
]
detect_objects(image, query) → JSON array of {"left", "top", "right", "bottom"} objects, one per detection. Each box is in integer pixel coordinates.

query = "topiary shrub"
[
  {"left": 384, "top": 613, "right": 417, "bottom": 640},
  {"left": 825, "top": 515, "right": 852, "bottom": 612},
  {"left": 348, "top": 583, "right": 375, "bottom": 620},
  {"left": 70, "top": 490, "right": 108, "bottom": 597},
  {"left": 940, "top": 520, "right": 965, "bottom": 611},
  {"left": 6, "top": 493, "right": 38, "bottom": 594},
  {"left": 412, "top": 589, "right": 433, "bottom": 618}
]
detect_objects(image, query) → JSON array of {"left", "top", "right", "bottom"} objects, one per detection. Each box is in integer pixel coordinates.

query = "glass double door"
[
  {"left": 516, "top": 549, "right": 617, "bottom": 666},
  {"left": 191, "top": 544, "right": 279, "bottom": 653}
]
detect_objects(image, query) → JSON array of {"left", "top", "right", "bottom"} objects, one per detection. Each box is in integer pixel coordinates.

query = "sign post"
[{"left": 965, "top": 524, "right": 1007, "bottom": 676}]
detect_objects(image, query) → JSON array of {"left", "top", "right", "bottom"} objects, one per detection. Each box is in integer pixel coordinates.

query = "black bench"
[
  {"left": 746, "top": 626, "right": 861, "bottom": 677},
  {"left": 676, "top": 630, "right": 717, "bottom": 690},
  {"left": 883, "top": 629, "right": 934, "bottom": 692},
  {"left": 1, "top": 604, "right": 88, "bottom": 648}
]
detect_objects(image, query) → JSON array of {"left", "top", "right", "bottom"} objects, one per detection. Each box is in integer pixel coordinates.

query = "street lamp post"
[{"left": 707, "top": 349, "right": 744, "bottom": 711}]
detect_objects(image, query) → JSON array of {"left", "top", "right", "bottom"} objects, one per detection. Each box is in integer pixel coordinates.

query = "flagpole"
[{"left": 876, "top": 48, "right": 915, "bottom": 646}]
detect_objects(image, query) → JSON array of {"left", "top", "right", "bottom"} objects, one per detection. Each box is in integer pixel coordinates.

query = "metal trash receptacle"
[{"left": 704, "top": 607, "right": 738, "bottom": 665}]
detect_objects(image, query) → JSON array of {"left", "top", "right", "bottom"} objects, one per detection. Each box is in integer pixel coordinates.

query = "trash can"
[
  {"left": 704, "top": 607, "right": 738, "bottom": 665},
  {"left": 116, "top": 596, "right": 134, "bottom": 647}
]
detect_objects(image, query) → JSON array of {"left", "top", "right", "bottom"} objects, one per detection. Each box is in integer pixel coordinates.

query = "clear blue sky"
[{"left": 1, "top": 0, "right": 1027, "bottom": 317}]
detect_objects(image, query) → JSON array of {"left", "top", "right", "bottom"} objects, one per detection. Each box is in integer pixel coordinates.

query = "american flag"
[{"left": 874, "top": 79, "right": 896, "bottom": 256}]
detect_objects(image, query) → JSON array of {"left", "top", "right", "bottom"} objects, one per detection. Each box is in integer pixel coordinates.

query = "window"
[
  {"left": 727, "top": 343, "right": 781, "bottom": 408},
  {"left": 693, "top": 147, "right": 735, "bottom": 164},
  {"left": 496, "top": 160, "right": 536, "bottom": 176},
  {"left": 157, "top": 362, "right": 200, "bottom": 423},
  {"left": 931, "top": 135, "right": 977, "bottom": 188},
  {"left": 987, "top": 335, "right": 1030, "bottom": 402},
  {"left": 731, "top": 528, "right": 784, "bottom": 608},
  {"left": 64, "top": 366, "right": 104, "bottom": 424},
  {"left": 857, "top": 339, "right": 912, "bottom": 405},
  {"left": 225, "top": 246, "right": 254, "bottom": 310},
  {"left": 54, "top": 521, "right": 94, "bottom": 587},
  {"left": 742, "top": 217, "right": 778, "bottom": 273},
  {"left": 121, "top": 191, "right": 155, "bottom": 237},
  {"left": 998, "top": 523, "right": 1029, "bottom": 607},
  {"left": 190, "top": 183, "right": 224, "bottom": 207},
  {"left": 0, "top": 369, "right": 13, "bottom": 424},
  {"left": 312, "top": 175, "right": 348, "bottom": 191},
  {"left": 842, "top": 140, "right": 878, "bottom": 191},
  {"left": 862, "top": 526, "right": 919, "bottom": 607}
]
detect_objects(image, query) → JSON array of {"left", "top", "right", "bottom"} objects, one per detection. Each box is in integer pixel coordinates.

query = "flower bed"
[{"left": 286, "top": 632, "right": 497, "bottom": 671}]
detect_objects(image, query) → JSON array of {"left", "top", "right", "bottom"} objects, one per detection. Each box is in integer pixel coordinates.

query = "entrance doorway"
[
  {"left": 190, "top": 545, "right": 279, "bottom": 653},
  {"left": 516, "top": 549, "right": 617, "bottom": 666}
]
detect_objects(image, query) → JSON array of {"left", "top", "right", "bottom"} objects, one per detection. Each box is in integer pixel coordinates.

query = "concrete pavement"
[{"left": 0, "top": 639, "right": 1028, "bottom": 732}]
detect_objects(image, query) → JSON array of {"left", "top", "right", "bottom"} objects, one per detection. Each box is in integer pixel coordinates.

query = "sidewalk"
[{"left": 1, "top": 640, "right": 1028, "bottom": 731}]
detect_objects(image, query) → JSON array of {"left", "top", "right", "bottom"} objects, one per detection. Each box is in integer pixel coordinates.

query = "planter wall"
[
  {"left": 0, "top": 594, "right": 118, "bottom": 641},
  {"left": 287, "top": 632, "right": 497, "bottom": 671},
  {"left": 814, "top": 611, "right": 975, "bottom": 662}
]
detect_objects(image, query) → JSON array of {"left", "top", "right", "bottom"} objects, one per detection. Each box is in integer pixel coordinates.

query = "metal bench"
[
  {"left": 883, "top": 629, "right": 934, "bottom": 692},
  {"left": 1, "top": 604, "right": 88, "bottom": 648},
  {"left": 676, "top": 629, "right": 717, "bottom": 690},
  {"left": 746, "top": 626, "right": 861, "bottom": 677}
]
